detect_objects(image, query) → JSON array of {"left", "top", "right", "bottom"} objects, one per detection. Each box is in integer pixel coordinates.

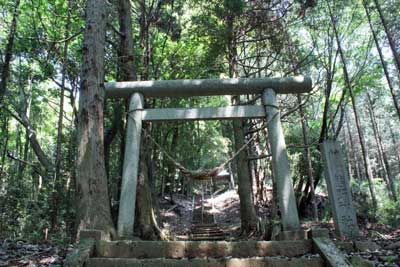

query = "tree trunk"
[
  {"left": 388, "top": 123, "right": 400, "bottom": 174},
  {"left": 118, "top": 0, "right": 136, "bottom": 82},
  {"left": 345, "top": 110, "right": 362, "bottom": 182},
  {"left": 233, "top": 119, "right": 258, "bottom": 233},
  {"left": 104, "top": 103, "right": 123, "bottom": 177},
  {"left": 5, "top": 107, "right": 53, "bottom": 172},
  {"left": 105, "top": 0, "right": 137, "bottom": 176},
  {"left": 51, "top": 0, "right": 72, "bottom": 232},
  {"left": 342, "top": 124, "right": 353, "bottom": 181},
  {"left": 363, "top": 1, "right": 400, "bottom": 121},
  {"left": 0, "top": 0, "right": 21, "bottom": 103},
  {"left": 286, "top": 33, "right": 318, "bottom": 221},
  {"left": 76, "top": 0, "right": 115, "bottom": 238},
  {"left": 17, "top": 79, "right": 32, "bottom": 181},
  {"left": 66, "top": 118, "right": 77, "bottom": 242},
  {"left": 297, "top": 95, "right": 318, "bottom": 221},
  {"left": 318, "top": 30, "right": 337, "bottom": 144},
  {"left": 135, "top": 131, "right": 161, "bottom": 239},
  {"left": 366, "top": 93, "right": 397, "bottom": 201},
  {"left": 328, "top": 2, "right": 377, "bottom": 208},
  {"left": 226, "top": 11, "right": 258, "bottom": 234},
  {"left": 0, "top": 117, "right": 9, "bottom": 184},
  {"left": 166, "top": 127, "right": 178, "bottom": 200},
  {"left": 134, "top": 0, "right": 162, "bottom": 239},
  {"left": 372, "top": 0, "right": 400, "bottom": 75}
]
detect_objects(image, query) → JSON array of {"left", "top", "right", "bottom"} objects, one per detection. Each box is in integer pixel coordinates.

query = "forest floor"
[{"left": 1, "top": 189, "right": 399, "bottom": 266}]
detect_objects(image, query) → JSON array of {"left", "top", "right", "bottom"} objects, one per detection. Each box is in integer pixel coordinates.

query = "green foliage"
[
  {"left": 224, "top": 0, "right": 244, "bottom": 15},
  {"left": 377, "top": 200, "right": 400, "bottom": 227}
]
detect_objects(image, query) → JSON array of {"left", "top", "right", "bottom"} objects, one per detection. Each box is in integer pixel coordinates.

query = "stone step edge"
[
  {"left": 95, "top": 240, "right": 314, "bottom": 259},
  {"left": 87, "top": 257, "right": 324, "bottom": 267},
  {"left": 190, "top": 233, "right": 225, "bottom": 236}
]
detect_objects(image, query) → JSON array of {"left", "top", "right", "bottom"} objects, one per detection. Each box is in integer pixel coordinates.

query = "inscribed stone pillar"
[
  {"left": 117, "top": 93, "right": 144, "bottom": 238},
  {"left": 262, "top": 89, "right": 300, "bottom": 231},
  {"left": 321, "top": 140, "right": 360, "bottom": 238}
]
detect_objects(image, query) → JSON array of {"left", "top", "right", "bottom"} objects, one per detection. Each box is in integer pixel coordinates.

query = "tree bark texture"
[
  {"left": 76, "top": 0, "right": 115, "bottom": 238},
  {"left": 104, "top": 0, "right": 137, "bottom": 176},
  {"left": 135, "top": 132, "right": 159, "bottom": 240},
  {"left": 226, "top": 10, "right": 258, "bottom": 234},
  {"left": 297, "top": 95, "right": 318, "bottom": 221},
  {"left": 133, "top": 0, "right": 161, "bottom": 239},
  {"left": 233, "top": 119, "right": 258, "bottom": 233}
]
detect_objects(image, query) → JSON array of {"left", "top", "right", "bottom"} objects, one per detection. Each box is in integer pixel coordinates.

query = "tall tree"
[
  {"left": 51, "top": 0, "right": 72, "bottom": 231},
  {"left": 372, "top": 0, "right": 400, "bottom": 75},
  {"left": 327, "top": 1, "right": 377, "bottom": 208},
  {"left": 286, "top": 34, "right": 318, "bottom": 221},
  {"left": 225, "top": 1, "right": 258, "bottom": 234},
  {"left": 76, "top": 0, "right": 115, "bottom": 238},
  {"left": 366, "top": 93, "right": 397, "bottom": 201},
  {"left": 363, "top": 0, "right": 400, "bottom": 121},
  {"left": 134, "top": 0, "right": 170, "bottom": 239},
  {"left": 0, "top": 0, "right": 21, "bottom": 103}
]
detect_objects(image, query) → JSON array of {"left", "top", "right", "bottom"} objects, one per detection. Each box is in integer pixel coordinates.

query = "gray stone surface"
[
  {"left": 262, "top": 89, "right": 300, "bottom": 231},
  {"left": 276, "top": 230, "right": 307, "bottom": 241},
  {"left": 321, "top": 140, "right": 360, "bottom": 238},
  {"left": 313, "top": 237, "right": 352, "bottom": 267},
  {"left": 87, "top": 257, "right": 324, "bottom": 267},
  {"left": 117, "top": 93, "right": 144, "bottom": 238},
  {"left": 105, "top": 76, "right": 312, "bottom": 98},
  {"left": 65, "top": 238, "right": 95, "bottom": 267},
  {"left": 142, "top": 105, "right": 265, "bottom": 121},
  {"left": 307, "top": 228, "right": 330, "bottom": 239},
  {"left": 80, "top": 229, "right": 108, "bottom": 241},
  {"left": 95, "top": 240, "right": 314, "bottom": 259}
]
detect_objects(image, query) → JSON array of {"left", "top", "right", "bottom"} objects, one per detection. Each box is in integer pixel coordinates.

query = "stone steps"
[
  {"left": 73, "top": 229, "right": 379, "bottom": 267},
  {"left": 95, "top": 240, "right": 314, "bottom": 259},
  {"left": 190, "top": 233, "right": 225, "bottom": 237},
  {"left": 79, "top": 235, "right": 336, "bottom": 267},
  {"left": 87, "top": 257, "right": 324, "bottom": 267},
  {"left": 191, "top": 229, "right": 223, "bottom": 234},
  {"left": 190, "top": 223, "right": 226, "bottom": 241},
  {"left": 190, "top": 236, "right": 226, "bottom": 241}
]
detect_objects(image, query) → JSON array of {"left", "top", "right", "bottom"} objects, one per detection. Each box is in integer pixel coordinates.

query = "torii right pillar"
[{"left": 263, "top": 88, "right": 301, "bottom": 231}]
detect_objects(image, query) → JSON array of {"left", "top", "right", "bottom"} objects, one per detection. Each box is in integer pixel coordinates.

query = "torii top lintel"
[{"left": 105, "top": 76, "right": 312, "bottom": 98}]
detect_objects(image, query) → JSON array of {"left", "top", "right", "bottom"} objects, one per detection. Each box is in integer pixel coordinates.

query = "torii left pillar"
[
  {"left": 263, "top": 88, "right": 300, "bottom": 231},
  {"left": 117, "top": 93, "right": 144, "bottom": 238}
]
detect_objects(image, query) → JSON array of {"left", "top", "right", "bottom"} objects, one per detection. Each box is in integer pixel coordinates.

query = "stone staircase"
[
  {"left": 190, "top": 201, "right": 226, "bottom": 241},
  {"left": 67, "top": 229, "right": 381, "bottom": 267},
  {"left": 190, "top": 223, "right": 226, "bottom": 241},
  {"left": 189, "top": 191, "right": 227, "bottom": 241},
  {"left": 86, "top": 239, "right": 324, "bottom": 267}
]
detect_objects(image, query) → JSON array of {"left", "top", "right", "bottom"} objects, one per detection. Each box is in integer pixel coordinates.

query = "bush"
[{"left": 377, "top": 199, "right": 400, "bottom": 227}]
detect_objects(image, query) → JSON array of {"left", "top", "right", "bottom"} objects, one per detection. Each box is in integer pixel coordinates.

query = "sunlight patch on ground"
[{"left": 207, "top": 189, "right": 239, "bottom": 208}]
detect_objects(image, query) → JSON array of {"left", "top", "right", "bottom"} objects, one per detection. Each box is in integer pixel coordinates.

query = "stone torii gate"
[{"left": 105, "top": 76, "right": 312, "bottom": 238}]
